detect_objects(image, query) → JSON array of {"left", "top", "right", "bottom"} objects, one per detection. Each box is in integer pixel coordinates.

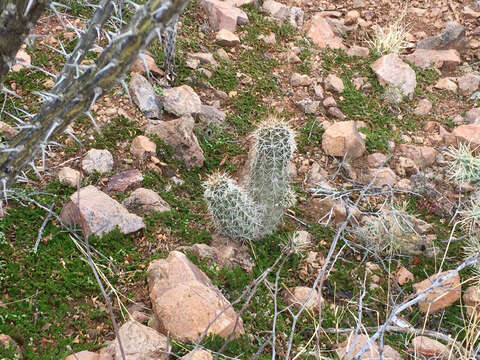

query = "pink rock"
[
  {"left": 413, "top": 270, "right": 461, "bottom": 313},
  {"left": 346, "top": 45, "right": 369, "bottom": 57},
  {"left": 395, "top": 266, "right": 414, "bottom": 285},
  {"left": 457, "top": 73, "right": 480, "bottom": 95},
  {"left": 60, "top": 185, "right": 145, "bottom": 236},
  {"left": 404, "top": 49, "right": 461, "bottom": 70},
  {"left": 321, "top": 121, "right": 366, "bottom": 159},
  {"left": 367, "top": 153, "right": 387, "bottom": 168},
  {"left": 371, "top": 54, "right": 416, "bottom": 98},
  {"left": 434, "top": 77, "right": 458, "bottom": 92},
  {"left": 452, "top": 124, "right": 480, "bottom": 148},
  {"left": 0, "top": 334, "right": 22, "bottom": 358},
  {"left": 130, "top": 54, "right": 163, "bottom": 75},
  {"left": 396, "top": 144, "right": 437, "bottom": 167},
  {"left": 414, "top": 99, "right": 432, "bottom": 116},
  {"left": 106, "top": 169, "right": 143, "bottom": 192},
  {"left": 130, "top": 135, "right": 157, "bottom": 159},
  {"left": 464, "top": 285, "right": 480, "bottom": 318},
  {"left": 411, "top": 336, "right": 453, "bottom": 359},
  {"left": 199, "top": 0, "right": 249, "bottom": 32},
  {"left": 306, "top": 14, "right": 345, "bottom": 49}
]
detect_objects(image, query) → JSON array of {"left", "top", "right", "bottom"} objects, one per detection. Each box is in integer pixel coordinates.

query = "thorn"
[
  {"left": 120, "top": 79, "right": 132, "bottom": 103},
  {"left": 64, "top": 129, "right": 82, "bottom": 146},
  {"left": 4, "top": 111, "right": 26, "bottom": 125},
  {"left": 1, "top": 86, "right": 21, "bottom": 98},
  {"left": 85, "top": 111, "right": 100, "bottom": 132},
  {"left": 30, "top": 161, "right": 42, "bottom": 177},
  {"left": 24, "top": 0, "right": 35, "bottom": 17}
]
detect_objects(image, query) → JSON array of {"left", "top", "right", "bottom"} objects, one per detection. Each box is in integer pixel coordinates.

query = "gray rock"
[
  {"left": 417, "top": 22, "right": 467, "bottom": 51},
  {"left": 122, "top": 188, "right": 171, "bottom": 213},
  {"left": 162, "top": 85, "right": 202, "bottom": 117},
  {"left": 82, "top": 149, "right": 114, "bottom": 174},
  {"left": 325, "top": 74, "right": 344, "bottom": 93},
  {"left": 129, "top": 73, "right": 162, "bottom": 119},
  {"left": 327, "top": 106, "right": 346, "bottom": 120},
  {"left": 404, "top": 49, "right": 461, "bottom": 70},
  {"left": 457, "top": 73, "right": 480, "bottom": 95},
  {"left": 290, "top": 72, "right": 312, "bottom": 86},
  {"left": 146, "top": 115, "right": 205, "bottom": 168},
  {"left": 60, "top": 185, "right": 145, "bottom": 236},
  {"left": 187, "top": 53, "right": 219, "bottom": 68},
  {"left": 199, "top": 0, "right": 249, "bottom": 32},
  {"left": 414, "top": 99, "right": 432, "bottom": 116},
  {"left": 196, "top": 105, "right": 227, "bottom": 128},
  {"left": 466, "top": 108, "right": 480, "bottom": 124},
  {"left": 262, "top": 0, "right": 304, "bottom": 29},
  {"left": 297, "top": 98, "right": 320, "bottom": 114}
]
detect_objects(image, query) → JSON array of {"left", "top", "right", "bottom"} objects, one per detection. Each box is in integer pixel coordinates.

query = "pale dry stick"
[
  {"left": 351, "top": 257, "right": 480, "bottom": 360},
  {"left": 33, "top": 203, "right": 54, "bottom": 253}
]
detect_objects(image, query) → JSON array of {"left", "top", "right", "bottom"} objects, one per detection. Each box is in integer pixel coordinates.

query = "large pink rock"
[
  {"left": 452, "top": 124, "right": 480, "bottom": 148},
  {"left": 145, "top": 115, "right": 205, "bottom": 168},
  {"left": 371, "top": 54, "right": 416, "bottom": 98},
  {"left": 413, "top": 270, "right": 461, "bottom": 313},
  {"left": 336, "top": 333, "right": 402, "bottom": 360},
  {"left": 60, "top": 185, "right": 145, "bottom": 236},
  {"left": 411, "top": 336, "right": 452, "bottom": 359},
  {"left": 147, "top": 251, "right": 244, "bottom": 342},
  {"left": 321, "top": 121, "right": 366, "bottom": 159},
  {"left": 404, "top": 49, "right": 461, "bottom": 70},
  {"left": 199, "top": 0, "right": 248, "bottom": 32},
  {"left": 396, "top": 144, "right": 437, "bottom": 167},
  {"left": 65, "top": 351, "right": 113, "bottom": 360},
  {"left": 305, "top": 14, "right": 345, "bottom": 49}
]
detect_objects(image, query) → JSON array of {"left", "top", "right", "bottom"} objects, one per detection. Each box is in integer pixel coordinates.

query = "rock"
[
  {"left": 0, "top": 121, "right": 18, "bottom": 140},
  {"left": 199, "top": 0, "right": 249, "bottom": 32},
  {"left": 182, "top": 349, "right": 213, "bottom": 360},
  {"left": 413, "top": 270, "right": 461, "bottom": 313},
  {"left": 452, "top": 124, "right": 480, "bottom": 148},
  {"left": 325, "top": 74, "right": 344, "bottom": 93},
  {"left": 323, "top": 96, "right": 337, "bottom": 108},
  {"left": 367, "top": 153, "right": 387, "bottom": 168},
  {"left": 395, "top": 266, "right": 414, "bottom": 285},
  {"left": 306, "top": 13, "right": 345, "bottom": 49},
  {"left": 321, "top": 121, "right": 366, "bottom": 160},
  {"left": 261, "top": 0, "right": 304, "bottom": 29},
  {"left": 130, "top": 54, "right": 163, "bottom": 75},
  {"left": 336, "top": 333, "right": 402, "bottom": 360},
  {"left": 465, "top": 108, "right": 480, "bottom": 124},
  {"left": 258, "top": 32, "right": 276, "bottom": 44},
  {"left": 66, "top": 351, "right": 112, "bottom": 360},
  {"left": 417, "top": 22, "right": 467, "bottom": 51},
  {"left": 464, "top": 285, "right": 480, "bottom": 318},
  {"left": 196, "top": 105, "right": 227, "bottom": 130},
  {"left": 216, "top": 48, "right": 229, "bottom": 60},
  {"left": 162, "top": 85, "right": 202, "bottom": 117},
  {"left": 180, "top": 234, "right": 255, "bottom": 272},
  {"left": 344, "top": 10, "right": 360, "bottom": 25},
  {"left": 0, "top": 334, "right": 22, "bottom": 358},
  {"left": 60, "top": 185, "right": 145, "bottom": 236},
  {"left": 58, "top": 167, "right": 81, "bottom": 188},
  {"left": 146, "top": 115, "right": 205, "bottom": 168},
  {"left": 122, "top": 188, "right": 170, "bottom": 213},
  {"left": 290, "top": 73, "right": 312, "bottom": 86},
  {"left": 82, "top": 149, "right": 114, "bottom": 174},
  {"left": 284, "top": 286, "right": 321, "bottom": 311},
  {"left": 12, "top": 47, "right": 31, "bottom": 72},
  {"left": 215, "top": 29, "right": 240, "bottom": 47},
  {"left": 106, "top": 169, "right": 143, "bottom": 192},
  {"left": 434, "top": 77, "right": 458, "bottom": 92},
  {"left": 371, "top": 54, "right": 416, "bottom": 98},
  {"left": 327, "top": 107, "right": 346, "bottom": 120},
  {"left": 457, "top": 73, "right": 480, "bottom": 95},
  {"left": 346, "top": 45, "right": 369, "bottom": 57},
  {"left": 363, "top": 167, "right": 398, "bottom": 187},
  {"left": 395, "top": 156, "right": 418, "bottom": 177},
  {"left": 297, "top": 99, "right": 320, "bottom": 114},
  {"left": 147, "top": 251, "right": 244, "bottom": 342},
  {"left": 411, "top": 336, "right": 452, "bottom": 359},
  {"left": 404, "top": 49, "right": 461, "bottom": 70},
  {"left": 187, "top": 53, "right": 219, "bottom": 68},
  {"left": 129, "top": 73, "right": 162, "bottom": 119},
  {"left": 313, "top": 84, "right": 324, "bottom": 99},
  {"left": 101, "top": 320, "right": 168, "bottom": 360},
  {"left": 310, "top": 197, "right": 350, "bottom": 225},
  {"left": 397, "top": 144, "right": 437, "bottom": 167},
  {"left": 130, "top": 135, "right": 157, "bottom": 159},
  {"left": 414, "top": 99, "right": 432, "bottom": 116}
]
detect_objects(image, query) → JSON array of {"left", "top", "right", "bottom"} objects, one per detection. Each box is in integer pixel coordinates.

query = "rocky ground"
[{"left": 1, "top": 0, "right": 480, "bottom": 359}]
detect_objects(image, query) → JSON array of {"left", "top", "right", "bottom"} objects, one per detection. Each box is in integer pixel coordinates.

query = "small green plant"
[
  {"left": 447, "top": 143, "right": 480, "bottom": 184},
  {"left": 203, "top": 118, "right": 296, "bottom": 241},
  {"left": 382, "top": 85, "right": 404, "bottom": 109},
  {"left": 463, "top": 235, "right": 480, "bottom": 282}
]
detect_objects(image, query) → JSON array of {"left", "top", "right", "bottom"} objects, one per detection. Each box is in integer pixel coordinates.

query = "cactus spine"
[{"left": 204, "top": 119, "right": 296, "bottom": 241}]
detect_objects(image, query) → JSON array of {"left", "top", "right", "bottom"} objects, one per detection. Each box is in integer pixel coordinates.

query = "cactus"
[
  {"left": 447, "top": 142, "right": 480, "bottom": 185},
  {"left": 248, "top": 118, "right": 296, "bottom": 234},
  {"left": 204, "top": 119, "right": 296, "bottom": 241},
  {"left": 0, "top": 0, "right": 190, "bottom": 192},
  {"left": 204, "top": 172, "right": 264, "bottom": 242}
]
